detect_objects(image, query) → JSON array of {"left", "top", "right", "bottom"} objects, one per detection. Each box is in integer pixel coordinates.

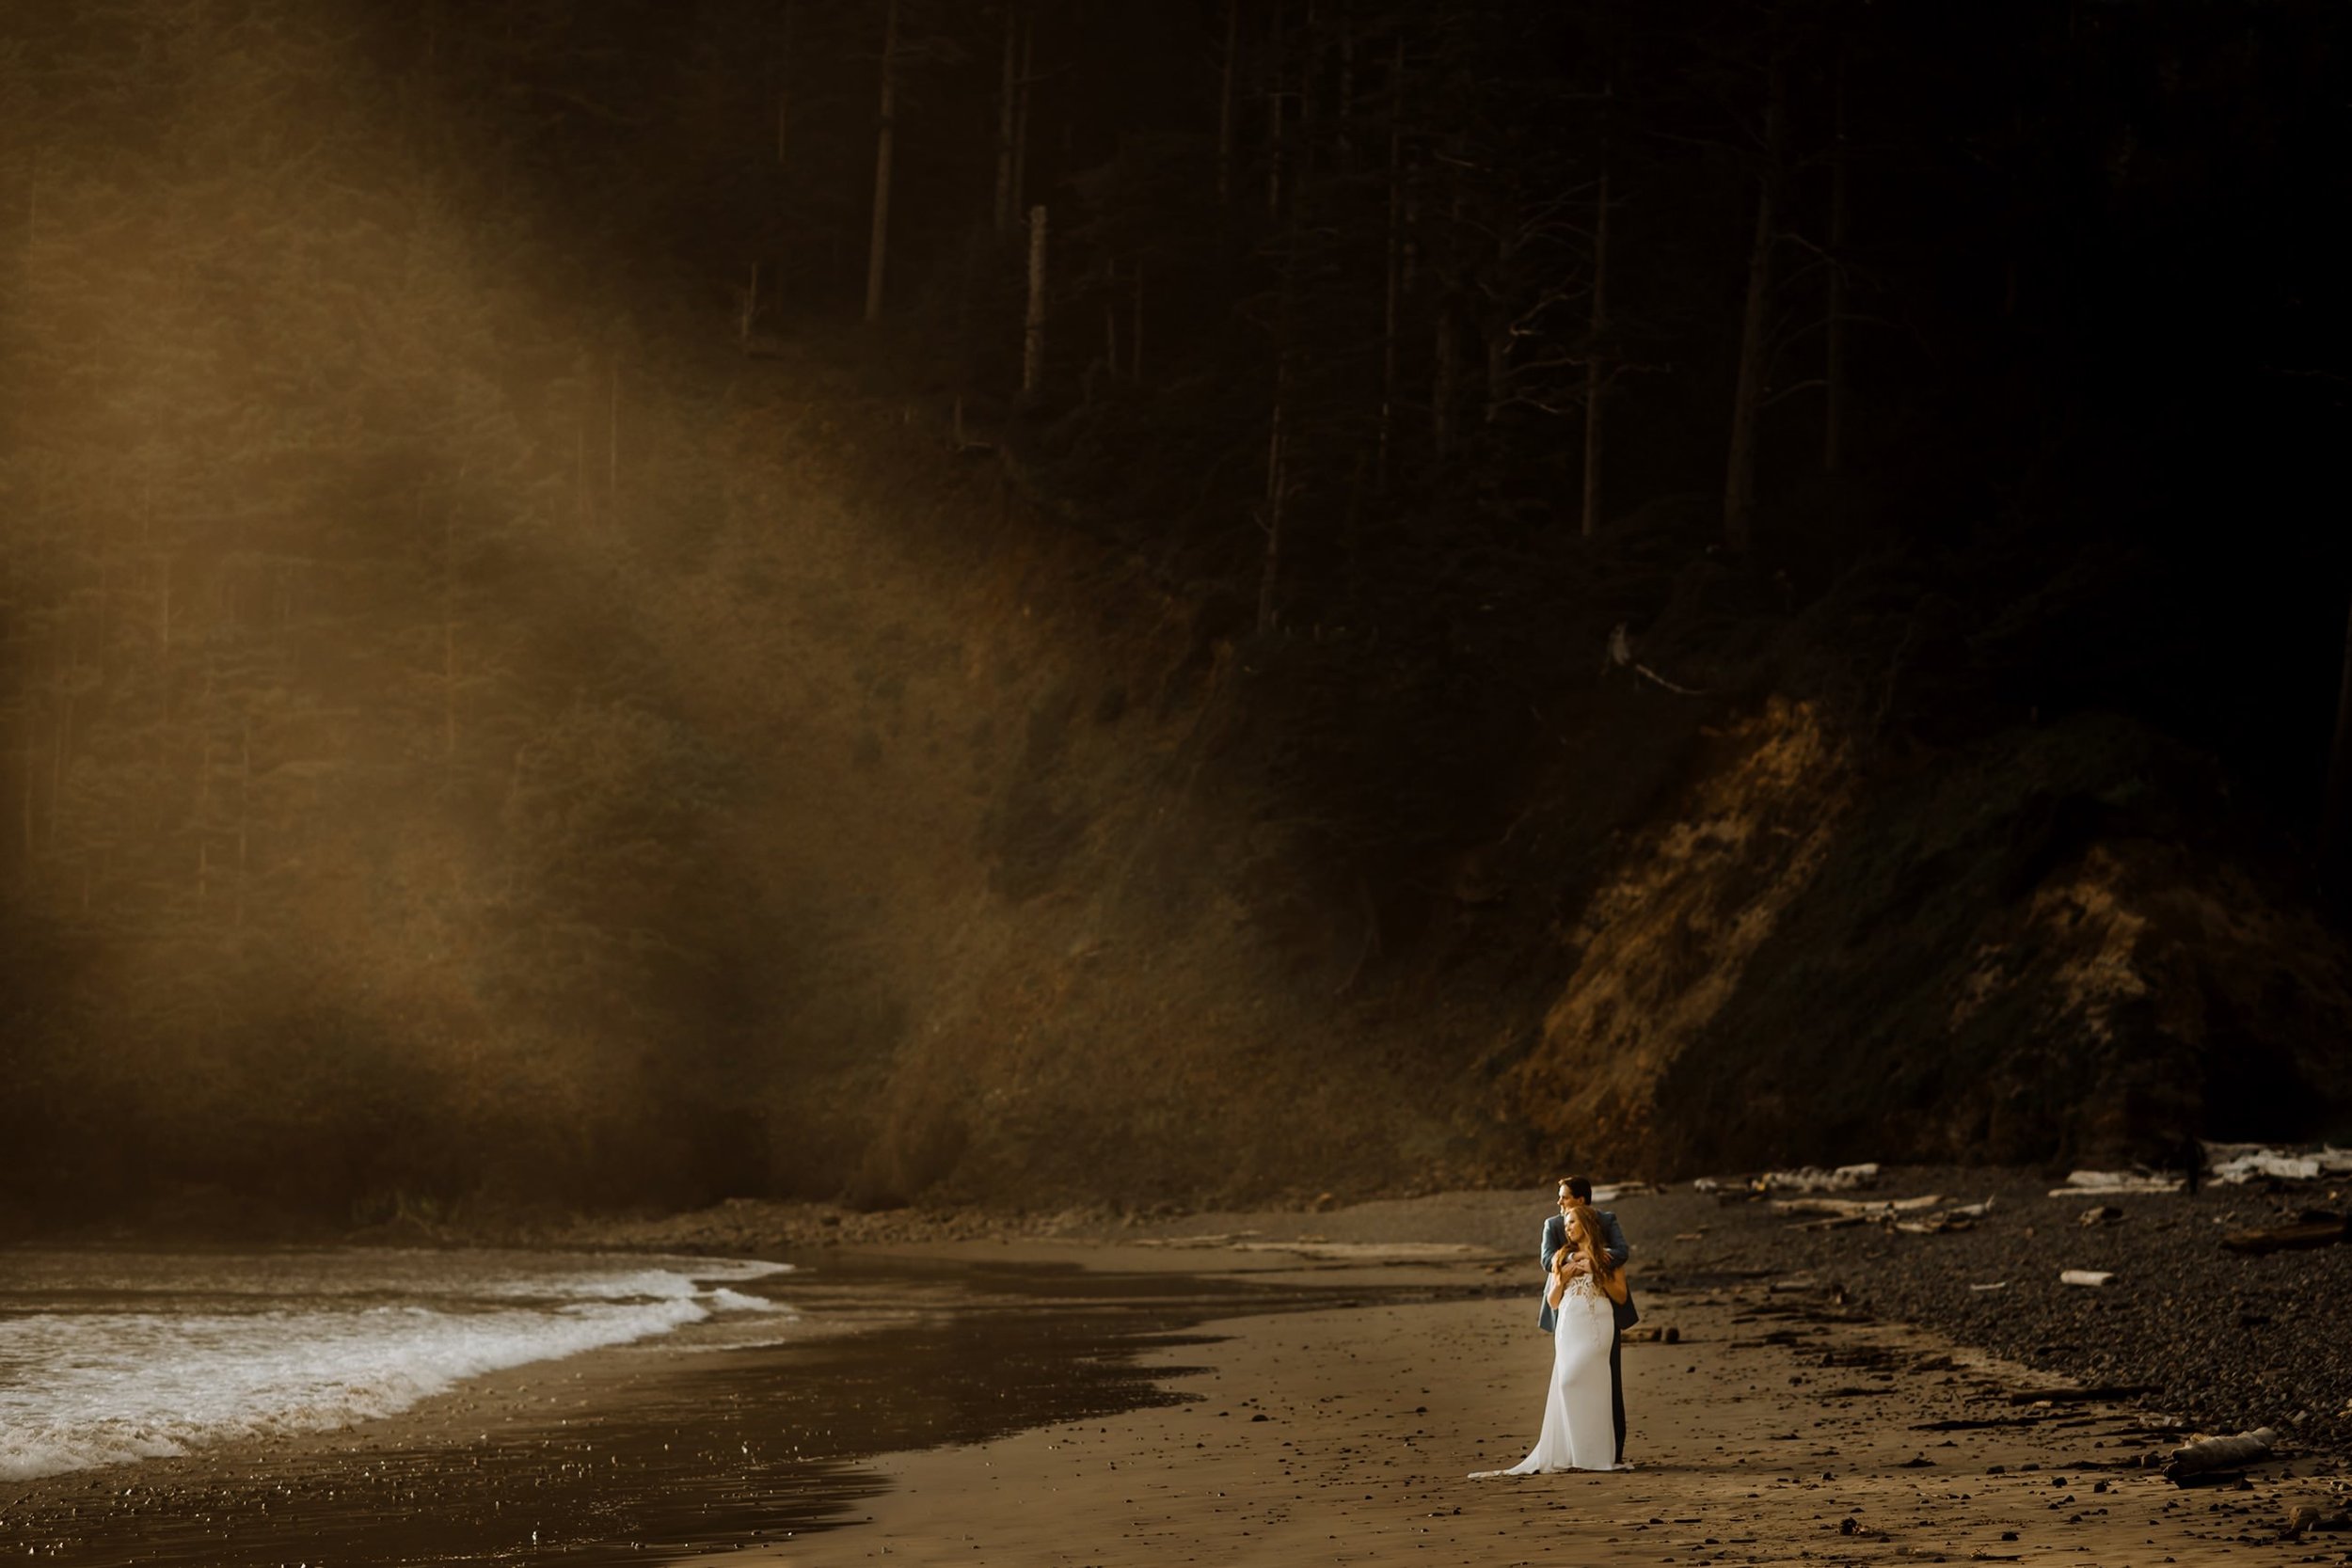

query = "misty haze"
[{"left": 1, "top": 0, "right": 2346, "bottom": 1562}]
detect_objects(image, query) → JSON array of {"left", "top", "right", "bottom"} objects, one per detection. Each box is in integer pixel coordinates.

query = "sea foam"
[{"left": 0, "top": 1250, "right": 793, "bottom": 1481}]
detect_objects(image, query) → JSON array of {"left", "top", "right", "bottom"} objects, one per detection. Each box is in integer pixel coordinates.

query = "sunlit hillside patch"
[{"left": 1508, "top": 696, "right": 1851, "bottom": 1169}]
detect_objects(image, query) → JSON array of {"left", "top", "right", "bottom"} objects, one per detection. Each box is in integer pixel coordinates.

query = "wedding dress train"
[{"left": 1473, "top": 1275, "right": 1621, "bottom": 1476}]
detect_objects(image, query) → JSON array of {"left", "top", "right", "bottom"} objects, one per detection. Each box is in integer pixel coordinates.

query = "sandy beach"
[
  {"left": 8, "top": 1178, "right": 2348, "bottom": 1565},
  {"left": 699, "top": 1174, "right": 2352, "bottom": 1568},
  {"left": 718, "top": 1239, "right": 2348, "bottom": 1567}
]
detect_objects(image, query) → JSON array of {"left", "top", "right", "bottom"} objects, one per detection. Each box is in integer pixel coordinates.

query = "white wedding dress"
[{"left": 1474, "top": 1273, "right": 1621, "bottom": 1475}]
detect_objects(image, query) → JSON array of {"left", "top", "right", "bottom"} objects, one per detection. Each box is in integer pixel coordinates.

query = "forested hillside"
[{"left": 2, "top": 0, "right": 2344, "bottom": 1228}]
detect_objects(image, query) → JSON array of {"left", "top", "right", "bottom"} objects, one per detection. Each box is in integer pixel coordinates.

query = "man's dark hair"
[{"left": 1564, "top": 1175, "right": 1594, "bottom": 1202}]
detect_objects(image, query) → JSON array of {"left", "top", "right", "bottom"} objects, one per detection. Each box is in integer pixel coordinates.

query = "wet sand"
[{"left": 0, "top": 1247, "right": 1482, "bottom": 1565}]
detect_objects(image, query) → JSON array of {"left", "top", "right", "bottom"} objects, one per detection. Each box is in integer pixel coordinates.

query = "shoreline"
[
  {"left": 8, "top": 1174, "right": 2348, "bottom": 1563},
  {"left": 0, "top": 1242, "right": 1489, "bottom": 1565},
  {"left": 531, "top": 1164, "right": 2352, "bottom": 1461}
]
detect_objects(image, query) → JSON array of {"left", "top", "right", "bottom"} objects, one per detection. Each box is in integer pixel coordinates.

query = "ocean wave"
[{"left": 0, "top": 1252, "right": 796, "bottom": 1481}]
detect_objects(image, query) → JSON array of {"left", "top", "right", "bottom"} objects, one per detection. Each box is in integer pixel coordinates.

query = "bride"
[{"left": 1474, "top": 1198, "right": 1628, "bottom": 1475}]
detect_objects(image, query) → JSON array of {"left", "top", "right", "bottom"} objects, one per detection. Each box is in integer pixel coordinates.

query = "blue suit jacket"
[{"left": 1538, "top": 1208, "right": 1636, "bottom": 1333}]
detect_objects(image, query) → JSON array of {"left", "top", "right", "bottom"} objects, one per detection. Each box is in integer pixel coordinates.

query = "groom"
[{"left": 1539, "top": 1174, "right": 1636, "bottom": 1464}]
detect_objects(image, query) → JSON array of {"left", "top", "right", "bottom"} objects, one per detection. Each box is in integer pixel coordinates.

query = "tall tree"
[
  {"left": 1023, "top": 202, "right": 1049, "bottom": 401},
  {"left": 1579, "top": 143, "right": 1611, "bottom": 537},
  {"left": 864, "top": 0, "right": 900, "bottom": 324},
  {"left": 1010, "top": 13, "right": 1035, "bottom": 235},
  {"left": 1216, "top": 0, "right": 1241, "bottom": 204},
  {"left": 774, "top": 0, "right": 797, "bottom": 166},
  {"left": 1376, "top": 32, "right": 1406, "bottom": 490},
  {"left": 993, "top": 2, "right": 1023, "bottom": 235},
  {"left": 1264, "top": 0, "right": 1287, "bottom": 220},
  {"left": 2325, "top": 592, "right": 2352, "bottom": 898},
  {"left": 1822, "top": 48, "right": 1851, "bottom": 479},
  {"left": 1724, "top": 49, "right": 1788, "bottom": 555}
]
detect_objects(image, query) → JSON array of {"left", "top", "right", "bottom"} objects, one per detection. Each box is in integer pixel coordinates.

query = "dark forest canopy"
[{"left": 0, "top": 0, "right": 2344, "bottom": 1224}]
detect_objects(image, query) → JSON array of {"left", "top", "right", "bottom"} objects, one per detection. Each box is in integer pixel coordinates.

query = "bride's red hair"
[{"left": 1559, "top": 1200, "right": 1627, "bottom": 1300}]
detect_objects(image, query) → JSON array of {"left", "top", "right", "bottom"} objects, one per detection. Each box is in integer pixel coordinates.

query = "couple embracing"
[{"left": 1475, "top": 1175, "right": 1637, "bottom": 1477}]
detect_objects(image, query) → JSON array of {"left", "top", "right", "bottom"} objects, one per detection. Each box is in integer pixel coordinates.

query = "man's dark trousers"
[
  {"left": 1608, "top": 1291, "right": 1637, "bottom": 1464},
  {"left": 1609, "top": 1325, "right": 1626, "bottom": 1463}
]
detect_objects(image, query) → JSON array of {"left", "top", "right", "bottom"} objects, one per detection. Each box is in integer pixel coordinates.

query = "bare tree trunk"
[
  {"left": 1430, "top": 139, "right": 1464, "bottom": 463},
  {"left": 1483, "top": 230, "right": 1510, "bottom": 425},
  {"left": 775, "top": 0, "right": 796, "bottom": 165},
  {"left": 95, "top": 541, "right": 112, "bottom": 667},
  {"left": 608, "top": 355, "right": 619, "bottom": 501},
  {"left": 1131, "top": 260, "right": 1145, "bottom": 380},
  {"left": 1216, "top": 0, "right": 1239, "bottom": 204},
  {"left": 863, "top": 0, "right": 898, "bottom": 325},
  {"left": 1260, "top": 145, "right": 1304, "bottom": 638},
  {"left": 1010, "top": 18, "right": 1034, "bottom": 226},
  {"left": 195, "top": 701, "right": 213, "bottom": 904},
  {"left": 2323, "top": 589, "right": 2352, "bottom": 896},
  {"left": 1102, "top": 260, "right": 1120, "bottom": 379},
  {"left": 1402, "top": 146, "right": 1421, "bottom": 290},
  {"left": 1824, "top": 52, "right": 1851, "bottom": 478},
  {"left": 1336, "top": 8, "right": 1355, "bottom": 173},
  {"left": 1432, "top": 302, "right": 1456, "bottom": 461},
  {"left": 1264, "top": 0, "right": 1284, "bottom": 220},
  {"left": 1023, "top": 203, "right": 1048, "bottom": 402},
  {"left": 1295, "top": 0, "right": 1318, "bottom": 199},
  {"left": 1999, "top": 108, "right": 2024, "bottom": 319},
  {"left": 1724, "top": 54, "right": 1787, "bottom": 555},
  {"left": 48, "top": 676, "right": 69, "bottom": 852},
  {"left": 440, "top": 493, "right": 458, "bottom": 782},
  {"left": 1258, "top": 396, "right": 1286, "bottom": 635},
  {"left": 235, "top": 719, "right": 249, "bottom": 928},
  {"left": 1377, "top": 36, "right": 1404, "bottom": 490},
  {"left": 994, "top": 1, "right": 1021, "bottom": 235},
  {"left": 21, "top": 705, "right": 35, "bottom": 862},
  {"left": 1580, "top": 153, "right": 1611, "bottom": 538}
]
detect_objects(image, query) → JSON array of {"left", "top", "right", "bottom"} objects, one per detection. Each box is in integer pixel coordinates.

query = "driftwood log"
[
  {"left": 2219, "top": 1212, "right": 2347, "bottom": 1256},
  {"left": 2051, "top": 1170, "right": 2185, "bottom": 1196},
  {"left": 2005, "top": 1384, "right": 2155, "bottom": 1406},
  {"left": 2163, "top": 1426, "right": 2280, "bottom": 1483},
  {"left": 1773, "top": 1194, "right": 1942, "bottom": 1219}
]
